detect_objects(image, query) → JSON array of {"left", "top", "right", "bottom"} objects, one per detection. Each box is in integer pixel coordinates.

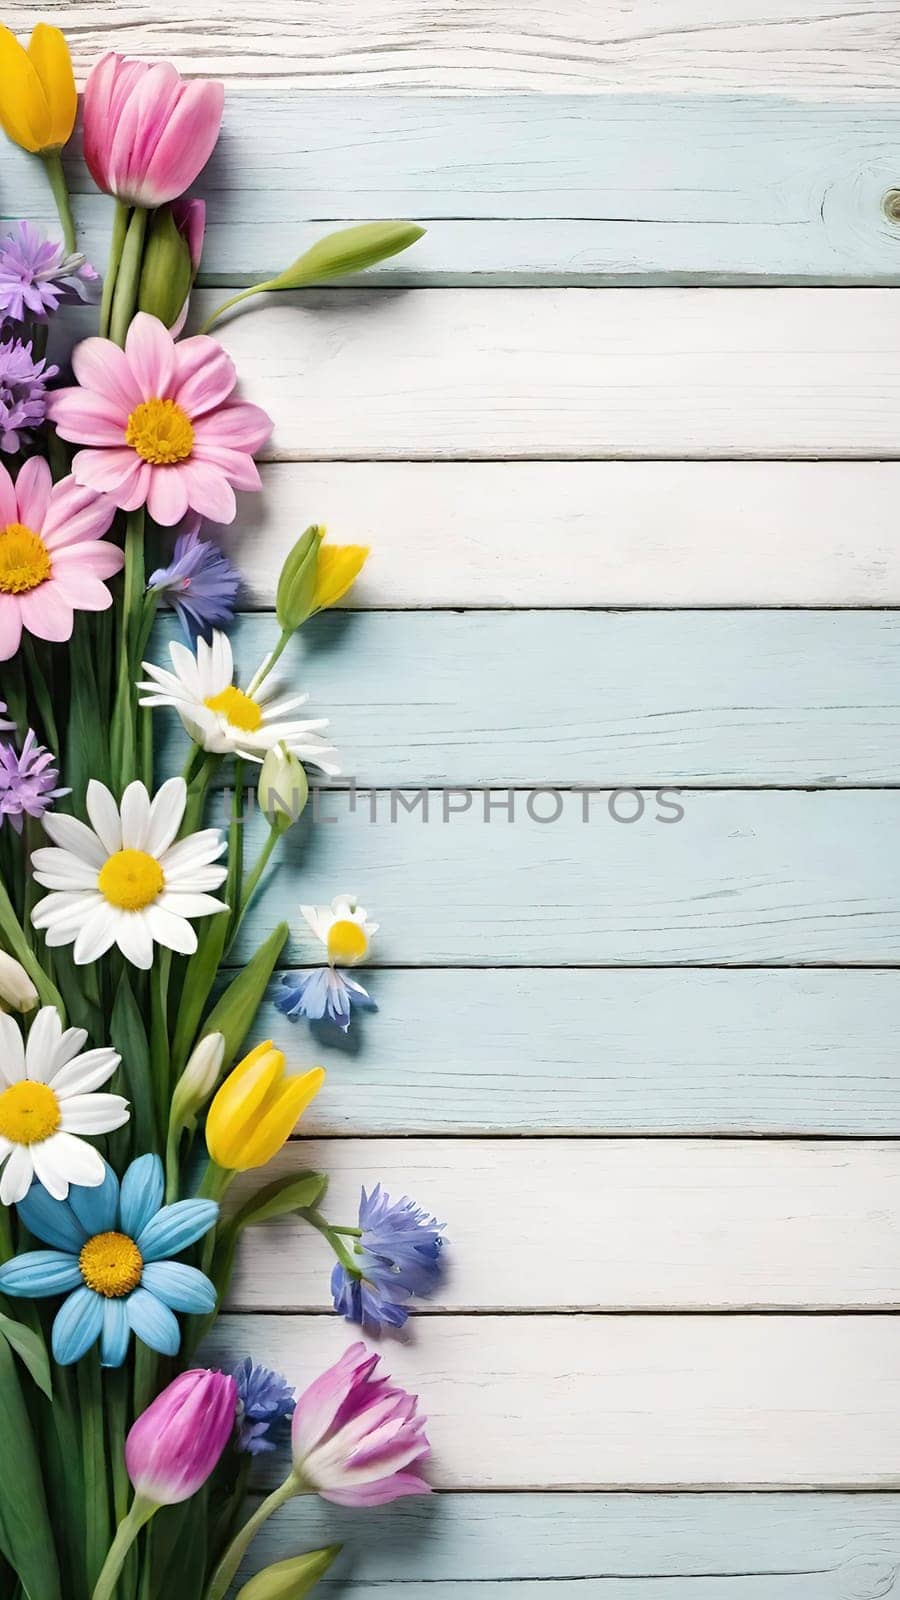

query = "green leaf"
[
  {"left": 236, "top": 1546, "right": 342, "bottom": 1600},
  {"left": 202, "top": 922, "right": 289, "bottom": 1067},
  {"left": 0, "top": 1312, "right": 52, "bottom": 1400},
  {"left": 232, "top": 1171, "right": 328, "bottom": 1231},
  {"left": 0, "top": 1338, "right": 61, "bottom": 1600},
  {"left": 109, "top": 970, "right": 158, "bottom": 1155}
]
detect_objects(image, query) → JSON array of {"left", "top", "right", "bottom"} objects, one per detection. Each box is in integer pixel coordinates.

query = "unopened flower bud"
[
  {"left": 235, "top": 1547, "right": 341, "bottom": 1600},
  {"left": 171, "top": 1032, "right": 225, "bottom": 1128},
  {"left": 138, "top": 201, "right": 204, "bottom": 330},
  {"left": 275, "top": 524, "right": 323, "bottom": 632},
  {"left": 258, "top": 744, "right": 308, "bottom": 835},
  {"left": 0, "top": 950, "right": 38, "bottom": 1013}
]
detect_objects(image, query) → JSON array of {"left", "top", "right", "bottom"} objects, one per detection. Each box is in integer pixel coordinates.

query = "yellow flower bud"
[
  {"left": 0, "top": 23, "right": 76, "bottom": 153},
  {"left": 313, "top": 542, "right": 369, "bottom": 612},
  {"left": 0, "top": 951, "right": 39, "bottom": 1014},
  {"left": 205, "top": 1041, "right": 324, "bottom": 1172}
]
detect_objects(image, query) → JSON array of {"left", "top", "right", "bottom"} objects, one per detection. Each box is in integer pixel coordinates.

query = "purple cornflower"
[
  {"left": 0, "top": 730, "right": 69, "bottom": 833},
  {"left": 331, "top": 1184, "right": 444, "bottom": 1334},
  {"left": 232, "top": 1357, "right": 295, "bottom": 1456},
  {"left": 275, "top": 967, "right": 375, "bottom": 1034},
  {"left": 148, "top": 521, "right": 240, "bottom": 643},
  {"left": 0, "top": 336, "right": 58, "bottom": 452},
  {"left": 0, "top": 222, "right": 99, "bottom": 324}
]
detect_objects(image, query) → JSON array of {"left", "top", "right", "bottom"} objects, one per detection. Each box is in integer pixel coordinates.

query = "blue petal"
[
  {"left": 119, "top": 1154, "right": 164, "bottom": 1241},
  {"left": 125, "top": 1287, "right": 181, "bottom": 1356},
  {"left": 136, "top": 1199, "right": 218, "bottom": 1263},
  {"left": 141, "top": 1261, "right": 216, "bottom": 1314},
  {"left": 52, "top": 1287, "right": 104, "bottom": 1365},
  {"left": 100, "top": 1300, "right": 130, "bottom": 1368},
  {"left": 67, "top": 1164, "right": 120, "bottom": 1236},
  {"left": 0, "top": 1250, "right": 82, "bottom": 1298},
  {"left": 17, "top": 1183, "right": 87, "bottom": 1252}
]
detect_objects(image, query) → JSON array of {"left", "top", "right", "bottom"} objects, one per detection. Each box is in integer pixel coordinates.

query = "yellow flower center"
[
  {"left": 0, "top": 523, "right": 51, "bottom": 594},
  {"left": 327, "top": 919, "right": 368, "bottom": 964},
  {"left": 125, "top": 398, "right": 194, "bottom": 465},
  {"left": 97, "top": 848, "right": 164, "bottom": 911},
  {"left": 204, "top": 685, "right": 263, "bottom": 732},
  {"left": 79, "top": 1231, "right": 143, "bottom": 1298},
  {"left": 0, "top": 1080, "right": 60, "bottom": 1145}
]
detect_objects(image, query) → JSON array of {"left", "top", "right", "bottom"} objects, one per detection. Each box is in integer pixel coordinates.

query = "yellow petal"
[
  {"left": 0, "top": 25, "right": 51, "bottom": 152},
  {"left": 313, "top": 544, "right": 369, "bottom": 611},
  {"left": 27, "top": 24, "right": 76, "bottom": 148},
  {"left": 239, "top": 1067, "right": 325, "bottom": 1169},
  {"left": 206, "top": 1044, "right": 284, "bottom": 1168}
]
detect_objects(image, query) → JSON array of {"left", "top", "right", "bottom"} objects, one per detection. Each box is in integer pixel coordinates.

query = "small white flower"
[
  {"left": 30, "top": 776, "right": 228, "bottom": 971},
  {"left": 0, "top": 950, "right": 39, "bottom": 1013},
  {"left": 0, "top": 1006, "right": 128, "bottom": 1204},
  {"left": 137, "top": 630, "right": 340, "bottom": 772},
  {"left": 301, "top": 894, "right": 378, "bottom": 966}
]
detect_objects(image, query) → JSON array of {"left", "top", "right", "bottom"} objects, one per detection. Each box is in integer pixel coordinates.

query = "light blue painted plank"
[
  {"left": 4, "top": 95, "right": 900, "bottom": 283},
  {"left": 223, "top": 789, "right": 900, "bottom": 966},
  {"left": 242, "top": 1493, "right": 900, "bottom": 1597},
  {"left": 247, "top": 969, "right": 900, "bottom": 1136},
  {"left": 153, "top": 610, "right": 900, "bottom": 786}
]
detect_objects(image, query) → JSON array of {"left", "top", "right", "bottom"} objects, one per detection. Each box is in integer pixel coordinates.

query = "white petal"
[
  {"left": 115, "top": 913, "right": 155, "bottom": 970},
  {"left": 301, "top": 903, "right": 331, "bottom": 944},
  {"left": 0, "top": 1014, "right": 26, "bottom": 1086},
  {"left": 85, "top": 780, "right": 123, "bottom": 854},
  {"left": 24, "top": 1005, "right": 63, "bottom": 1081},
  {"left": 0, "top": 1146, "right": 34, "bottom": 1204},
  {"left": 50, "top": 1025, "right": 90, "bottom": 1073},
  {"left": 52, "top": 1047, "right": 120, "bottom": 1097},
  {"left": 72, "top": 903, "right": 120, "bottom": 965},
  {"left": 144, "top": 905, "right": 199, "bottom": 955},
  {"left": 39, "top": 814, "right": 106, "bottom": 868},
  {"left": 119, "top": 781, "right": 152, "bottom": 850},
  {"left": 30, "top": 848, "right": 100, "bottom": 890},
  {"left": 160, "top": 831, "right": 226, "bottom": 876},
  {"left": 32, "top": 1132, "right": 106, "bottom": 1196},
  {"left": 60, "top": 1093, "right": 130, "bottom": 1134},
  {"left": 209, "top": 629, "right": 234, "bottom": 688},
  {"left": 31, "top": 890, "right": 96, "bottom": 929},
  {"left": 169, "top": 638, "right": 206, "bottom": 697},
  {"left": 162, "top": 865, "right": 228, "bottom": 893},
  {"left": 145, "top": 777, "right": 187, "bottom": 856},
  {"left": 177, "top": 706, "right": 220, "bottom": 749},
  {"left": 157, "top": 891, "right": 228, "bottom": 920}
]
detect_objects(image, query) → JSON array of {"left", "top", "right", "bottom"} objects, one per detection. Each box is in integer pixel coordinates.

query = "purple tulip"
[
  {"left": 291, "top": 1342, "right": 430, "bottom": 1507},
  {"left": 126, "top": 1368, "right": 237, "bottom": 1506}
]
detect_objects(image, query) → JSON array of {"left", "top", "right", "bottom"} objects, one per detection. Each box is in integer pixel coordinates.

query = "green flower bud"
[
  {"left": 268, "top": 221, "right": 425, "bottom": 289},
  {"left": 258, "top": 743, "right": 308, "bottom": 835},
  {"left": 138, "top": 205, "right": 194, "bottom": 328},
  {"left": 235, "top": 1547, "right": 341, "bottom": 1600},
  {"left": 275, "top": 524, "right": 323, "bottom": 632}
]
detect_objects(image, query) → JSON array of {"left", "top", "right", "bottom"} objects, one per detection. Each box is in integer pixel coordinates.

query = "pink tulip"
[
  {"left": 126, "top": 1368, "right": 237, "bottom": 1505},
  {"left": 291, "top": 1343, "right": 430, "bottom": 1507},
  {"left": 83, "top": 52, "right": 224, "bottom": 208}
]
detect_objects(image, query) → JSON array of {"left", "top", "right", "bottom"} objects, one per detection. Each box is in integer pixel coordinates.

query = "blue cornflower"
[
  {"left": 232, "top": 1357, "right": 296, "bottom": 1455},
  {"left": 0, "top": 1155, "right": 218, "bottom": 1367},
  {"left": 331, "top": 1184, "right": 444, "bottom": 1334},
  {"left": 275, "top": 968, "right": 375, "bottom": 1033},
  {"left": 0, "top": 221, "right": 98, "bottom": 323},
  {"left": 148, "top": 522, "right": 240, "bottom": 643},
  {"left": 0, "top": 335, "right": 58, "bottom": 452}
]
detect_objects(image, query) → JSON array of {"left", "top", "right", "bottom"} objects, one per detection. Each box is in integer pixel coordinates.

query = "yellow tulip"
[
  {"left": 205, "top": 1041, "right": 324, "bottom": 1172},
  {"left": 313, "top": 540, "right": 369, "bottom": 612},
  {"left": 0, "top": 23, "right": 76, "bottom": 153}
]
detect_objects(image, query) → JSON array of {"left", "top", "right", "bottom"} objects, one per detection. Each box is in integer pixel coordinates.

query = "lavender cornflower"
[
  {"left": 331, "top": 1185, "right": 444, "bottom": 1334},
  {"left": 0, "top": 730, "right": 69, "bottom": 832},
  {"left": 0, "top": 222, "right": 98, "bottom": 324},
  {"left": 0, "top": 336, "right": 58, "bottom": 452},
  {"left": 275, "top": 967, "right": 375, "bottom": 1033},
  {"left": 232, "top": 1358, "right": 295, "bottom": 1455},
  {"left": 148, "top": 522, "right": 240, "bottom": 643}
]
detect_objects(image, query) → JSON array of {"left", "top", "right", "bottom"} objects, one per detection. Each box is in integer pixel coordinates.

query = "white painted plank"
[
  {"left": 225, "top": 461, "right": 900, "bottom": 607},
  {"left": 226, "top": 1139, "right": 900, "bottom": 1311},
  {"left": 188, "top": 287, "right": 900, "bottom": 459},
  {"left": 207, "top": 1313, "right": 900, "bottom": 1488},
  {"left": 9, "top": 3, "right": 900, "bottom": 95}
]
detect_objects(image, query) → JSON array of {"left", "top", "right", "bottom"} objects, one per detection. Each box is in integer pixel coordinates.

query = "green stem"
[
  {"left": 232, "top": 829, "right": 279, "bottom": 937},
  {"left": 90, "top": 1495, "right": 157, "bottom": 1600},
  {"left": 198, "top": 281, "right": 275, "bottom": 336},
  {"left": 41, "top": 150, "right": 76, "bottom": 254},
  {"left": 78, "top": 1356, "right": 112, "bottom": 1592},
  {"left": 112, "top": 509, "right": 146, "bottom": 792},
  {"left": 21, "top": 635, "right": 59, "bottom": 751},
  {"left": 100, "top": 201, "right": 130, "bottom": 340},
  {"left": 301, "top": 1207, "right": 361, "bottom": 1277},
  {"left": 109, "top": 206, "right": 148, "bottom": 348},
  {"left": 198, "top": 1160, "right": 234, "bottom": 1204},
  {"left": 247, "top": 627, "right": 292, "bottom": 695},
  {"left": 203, "top": 1474, "right": 298, "bottom": 1600}
]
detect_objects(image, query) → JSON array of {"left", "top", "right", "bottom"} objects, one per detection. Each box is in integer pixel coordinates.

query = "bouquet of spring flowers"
[{"left": 0, "top": 23, "right": 445, "bottom": 1600}]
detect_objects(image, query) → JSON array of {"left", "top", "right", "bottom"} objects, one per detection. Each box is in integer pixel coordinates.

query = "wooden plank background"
[{"left": 6, "top": 0, "right": 900, "bottom": 1592}]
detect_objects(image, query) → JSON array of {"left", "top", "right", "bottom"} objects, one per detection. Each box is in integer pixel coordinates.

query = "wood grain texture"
[
  {"left": 223, "top": 461, "right": 900, "bottom": 608},
  {"left": 225, "top": 789, "right": 900, "bottom": 966},
  {"left": 7, "top": 2, "right": 900, "bottom": 94},
  {"left": 155, "top": 609, "right": 900, "bottom": 786},
  {"left": 8, "top": 93, "right": 900, "bottom": 284},
  {"left": 252, "top": 969, "right": 900, "bottom": 1137},
  {"left": 207, "top": 1313, "right": 900, "bottom": 1488},
  {"left": 226, "top": 1139, "right": 900, "bottom": 1310},
  {"left": 242, "top": 1494, "right": 900, "bottom": 1597}
]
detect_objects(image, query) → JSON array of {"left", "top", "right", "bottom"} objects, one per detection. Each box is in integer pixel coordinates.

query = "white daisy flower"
[
  {"left": 137, "top": 630, "right": 340, "bottom": 772},
  {"left": 301, "top": 894, "right": 378, "bottom": 966},
  {"left": 0, "top": 1006, "right": 128, "bottom": 1204},
  {"left": 30, "top": 776, "right": 228, "bottom": 971}
]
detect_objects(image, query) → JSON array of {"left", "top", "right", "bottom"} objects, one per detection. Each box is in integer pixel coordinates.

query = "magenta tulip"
[
  {"left": 125, "top": 1368, "right": 237, "bottom": 1505},
  {"left": 291, "top": 1342, "right": 430, "bottom": 1507},
  {"left": 83, "top": 52, "right": 224, "bottom": 207}
]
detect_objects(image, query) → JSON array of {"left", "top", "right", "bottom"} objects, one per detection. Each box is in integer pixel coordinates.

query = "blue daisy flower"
[
  {"left": 0, "top": 1154, "right": 218, "bottom": 1367},
  {"left": 331, "top": 1184, "right": 444, "bottom": 1334},
  {"left": 275, "top": 968, "right": 376, "bottom": 1033}
]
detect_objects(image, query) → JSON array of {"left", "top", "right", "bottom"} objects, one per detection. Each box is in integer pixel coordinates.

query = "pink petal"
[
  {"left": 52, "top": 541, "right": 125, "bottom": 581},
  {"left": 72, "top": 448, "right": 151, "bottom": 512},
  {"left": 108, "top": 63, "right": 182, "bottom": 206},
  {"left": 71, "top": 337, "right": 140, "bottom": 416},
  {"left": 322, "top": 1472, "right": 431, "bottom": 1509},
  {"left": 47, "top": 390, "right": 127, "bottom": 448},
  {"left": 144, "top": 79, "right": 225, "bottom": 204},
  {"left": 125, "top": 313, "right": 176, "bottom": 401},
  {"left": 189, "top": 442, "right": 261, "bottom": 492},
  {"left": 14, "top": 456, "right": 52, "bottom": 532},
  {"left": 193, "top": 401, "right": 273, "bottom": 454},
  {"left": 48, "top": 568, "right": 116, "bottom": 612},
  {"left": 0, "top": 461, "right": 16, "bottom": 527},
  {"left": 146, "top": 466, "right": 190, "bottom": 527},
  {"left": 172, "top": 338, "right": 236, "bottom": 418},
  {"left": 41, "top": 479, "right": 118, "bottom": 550},
  {"left": 178, "top": 459, "right": 236, "bottom": 524},
  {"left": 0, "top": 595, "right": 23, "bottom": 660},
  {"left": 17, "top": 585, "right": 74, "bottom": 643}
]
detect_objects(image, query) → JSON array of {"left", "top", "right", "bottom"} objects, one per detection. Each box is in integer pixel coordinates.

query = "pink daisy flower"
[
  {"left": 48, "top": 313, "right": 273, "bottom": 528},
  {"left": 0, "top": 458, "right": 123, "bottom": 662}
]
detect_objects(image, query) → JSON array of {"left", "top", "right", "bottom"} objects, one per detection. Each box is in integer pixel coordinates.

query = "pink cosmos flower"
[
  {"left": 0, "top": 457, "right": 122, "bottom": 661},
  {"left": 290, "top": 1342, "right": 431, "bottom": 1507},
  {"left": 48, "top": 313, "right": 272, "bottom": 528},
  {"left": 83, "top": 53, "right": 224, "bottom": 208}
]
